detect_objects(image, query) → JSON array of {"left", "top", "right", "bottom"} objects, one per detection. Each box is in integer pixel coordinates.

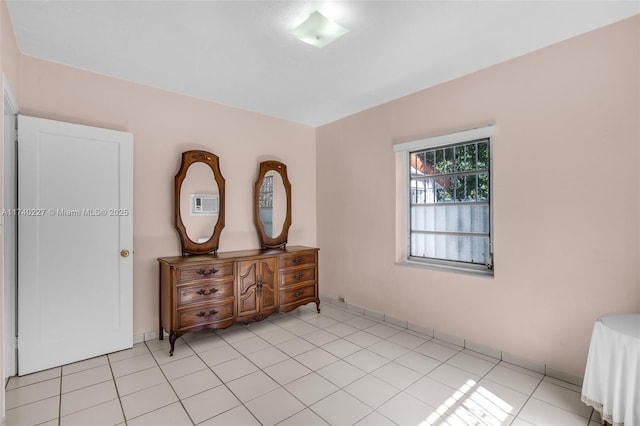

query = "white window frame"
[{"left": 394, "top": 125, "right": 494, "bottom": 276}]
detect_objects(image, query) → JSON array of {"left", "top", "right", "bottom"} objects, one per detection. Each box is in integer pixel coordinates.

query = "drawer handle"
[
  {"left": 294, "top": 291, "right": 304, "bottom": 298},
  {"left": 293, "top": 257, "right": 304, "bottom": 264},
  {"left": 197, "top": 267, "right": 219, "bottom": 276},
  {"left": 196, "top": 288, "right": 219, "bottom": 296},
  {"left": 195, "top": 309, "right": 219, "bottom": 317},
  {"left": 293, "top": 273, "right": 304, "bottom": 280}
]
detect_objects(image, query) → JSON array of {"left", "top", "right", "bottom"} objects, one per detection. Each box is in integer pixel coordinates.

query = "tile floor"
[{"left": 5, "top": 303, "right": 601, "bottom": 426}]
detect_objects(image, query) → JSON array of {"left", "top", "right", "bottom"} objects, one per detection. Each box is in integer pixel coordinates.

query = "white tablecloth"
[{"left": 582, "top": 313, "right": 640, "bottom": 426}]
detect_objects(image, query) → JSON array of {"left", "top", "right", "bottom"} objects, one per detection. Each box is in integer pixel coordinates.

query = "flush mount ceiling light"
[{"left": 289, "top": 10, "right": 349, "bottom": 48}]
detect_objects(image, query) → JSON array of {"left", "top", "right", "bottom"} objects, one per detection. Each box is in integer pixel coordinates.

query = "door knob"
[{"left": 120, "top": 249, "right": 130, "bottom": 257}]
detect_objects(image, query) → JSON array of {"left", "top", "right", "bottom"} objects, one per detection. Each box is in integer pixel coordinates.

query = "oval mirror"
[
  {"left": 175, "top": 150, "right": 225, "bottom": 255},
  {"left": 254, "top": 161, "right": 291, "bottom": 249}
]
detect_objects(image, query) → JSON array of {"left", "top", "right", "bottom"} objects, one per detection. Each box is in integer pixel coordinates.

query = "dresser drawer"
[
  {"left": 178, "top": 277, "right": 234, "bottom": 305},
  {"left": 177, "top": 262, "right": 234, "bottom": 283},
  {"left": 279, "top": 252, "right": 316, "bottom": 269},
  {"left": 178, "top": 301, "right": 235, "bottom": 329},
  {"left": 280, "top": 283, "right": 316, "bottom": 305},
  {"left": 280, "top": 267, "right": 316, "bottom": 288}
]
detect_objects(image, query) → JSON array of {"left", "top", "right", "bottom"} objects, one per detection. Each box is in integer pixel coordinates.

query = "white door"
[{"left": 18, "top": 115, "right": 133, "bottom": 375}]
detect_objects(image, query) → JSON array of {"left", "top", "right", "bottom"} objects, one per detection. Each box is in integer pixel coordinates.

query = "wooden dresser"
[{"left": 158, "top": 246, "right": 319, "bottom": 355}]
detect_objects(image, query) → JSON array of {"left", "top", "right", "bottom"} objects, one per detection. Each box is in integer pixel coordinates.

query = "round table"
[{"left": 581, "top": 313, "right": 640, "bottom": 426}]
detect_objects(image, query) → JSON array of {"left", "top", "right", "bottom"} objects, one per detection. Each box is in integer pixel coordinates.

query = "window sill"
[{"left": 395, "top": 259, "right": 494, "bottom": 278}]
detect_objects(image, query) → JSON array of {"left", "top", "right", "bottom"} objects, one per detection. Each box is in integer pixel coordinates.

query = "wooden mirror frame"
[
  {"left": 175, "top": 150, "right": 226, "bottom": 255},
  {"left": 254, "top": 160, "right": 292, "bottom": 249}
]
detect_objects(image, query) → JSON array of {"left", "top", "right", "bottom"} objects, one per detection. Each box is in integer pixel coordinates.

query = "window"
[{"left": 394, "top": 126, "right": 493, "bottom": 274}]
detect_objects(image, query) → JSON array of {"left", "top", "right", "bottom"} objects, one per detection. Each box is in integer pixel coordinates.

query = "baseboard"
[{"left": 320, "top": 295, "right": 584, "bottom": 386}]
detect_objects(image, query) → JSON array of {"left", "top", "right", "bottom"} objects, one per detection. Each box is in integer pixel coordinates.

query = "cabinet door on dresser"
[
  {"left": 278, "top": 249, "right": 320, "bottom": 313},
  {"left": 236, "top": 256, "right": 278, "bottom": 321}
]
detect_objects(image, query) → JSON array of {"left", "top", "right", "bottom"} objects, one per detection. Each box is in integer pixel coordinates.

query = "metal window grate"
[{"left": 409, "top": 138, "right": 492, "bottom": 267}]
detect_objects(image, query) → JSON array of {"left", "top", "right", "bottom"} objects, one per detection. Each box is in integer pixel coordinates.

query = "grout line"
[
  {"left": 142, "top": 339, "right": 196, "bottom": 426},
  {"left": 105, "top": 351, "right": 127, "bottom": 426},
  {"left": 57, "top": 372, "right": 62, "bottom": 426}
]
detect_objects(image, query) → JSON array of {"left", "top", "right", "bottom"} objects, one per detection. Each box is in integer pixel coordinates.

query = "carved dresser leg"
[{"left": 169, "top": 331, "right": 177, "bottom": 356}]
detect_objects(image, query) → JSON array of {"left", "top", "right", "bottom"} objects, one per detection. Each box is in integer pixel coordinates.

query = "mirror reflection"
[
  {"left": 258, "top": 171, "right": 287, "bottom": 238},
  {"left": 254, "top": 160, "right": 291, "bottom": 249},
  {"left": 180, "top": 162, "right": 219, "bottom": 243}
]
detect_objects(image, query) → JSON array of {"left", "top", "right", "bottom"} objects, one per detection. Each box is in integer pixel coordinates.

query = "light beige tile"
[
  {"left": 245, "top": 346, "right": 290, "bottom": 369},
  {"left": 120, "top": 382, "right": 178, "bottom": 420},
  {"left": 344, "top": 349, "right": 390, "bottom": 373},
  {"left": 317, "top": 360, "right": 367, "bottom": 387},
  {"left": 484, "top": 364, "right": 543, "bottom": 396},
  {"left": 344, "top": 375, "right": 399, "bottom": 409},
  {"left": 394, "top": 351, "right": 441, "bottom": 375},
  {"left": 245, "top": 387, "right": 305, "bottom": 426},
  {"left": 227, "top": 370, "right": 281, "bottom": 402},
  {"left": 378, "top": 392, "right": 437, "bottom": 426},
  {"left": 127, "top": 402, "right": 192, "bottom": 426},
  {"left": 354, "top": 410, "right": 397, "bottom": 426},
  {"left": 211, "top": 356, "right": 259, "bottom": 382},
  {"left": 294, "top": 348, "right": 339, "bottom": 370},
  {"left": 108, "top": 342, "right": 150, "bottom": 363},
  {"left": 427, "top": 363, "right": 480, "bottom": 390},
  {"left": 475, "top": 378, "right": 529, "bottom": 417},
  {"left": 371, "top": 361, "right": 422, "bottom": 390},
  {"left": 367, "top": 340, "right": 411, "bottom": 360},
  {"left": 61, "top": 380, "right": 118, "bottom": 417},
  {"left": 144, "top": 337, "right": 186, "bottom": 353},
  {"left": 115, "top": 366, "right": 166, "bottom": 396},
  {"left": 260, "top": 328, "right": 297, "bottom": 345},
  {"left": 365, "top": 323, "right": 403, "bottom": 339},
  {"left": 264, "top": 358, "right": 312, "bottom": 386},
  {"left": 159, "top": 354, "right": 207, "bottom": 380},
  {"left": 110, "top": 353, "right": 157, "bottom": 378},
  {"left": 60, "top": 398, "right": 124, "bottom": 426},
  {"left": 62, "top": 364, "right": 113, "bottom": 393},
  {"left": 386, "top": 331, "right": 428, "bottom": 349},
  {"left": 200, "top": 405, "right": 261, "bottom": 426},
  {"left": 344, "top": 330, "right": 383, "bottom": 348},
  {"left": 182, "top": 385, "right": 241, "bottom": 424},
  {"left": 62, "top": 355, "right": 109, "bottom": 375},
  {"left": 321, "top": 338, "right": 361, "bottom": 358},
  {"left": 325, "top": 322, "right": 360, "bottom": 338},
  {"left": 185, "top": 334, "right": 228, "bottom": 353},
  {"left": 414, "top": 341, "right": 460, "bottom": 362},
  {"left": 532, "top": 380, "right": 592, "bottom": 418},
  {"left": 278, "top": 408, "right": 330, "bottom": 425},
  {"left": 151, "top": 344, "right": 196, "bottom": 365},
  {"left": 5, "top": 395, "right": 59, "bottom": 426},
  {"left": 276, "top": 337, "right": 315, "bottom": 357},
  {"left": 198, "top": 344, "right": 242, "bottom": 366},
  {"left": 406, "top": 376, "right": 458, "bottom": 408},
  {"left": 5, "top": 367, "right": 61, "bottom": 390},
  {"left": 518, "top": 398, "right": 591, "bottom": 426},
  {"left": 310, "top": 389, "right": 372, "bottom": 425},
  {"left": 170, "top": 368, "right": 221, "bottom": 399},
  {"left": 230, "top": 335, "right": 272, "bottom": 355},
  {"left": 5, "top": 377, "right": 60, "bottom": 409},
  {"left": 446, "top": 351, "right": 497, "bottom": 376},
  {"left": 285, "top": 373, "right": 338, "bottom": 406}
]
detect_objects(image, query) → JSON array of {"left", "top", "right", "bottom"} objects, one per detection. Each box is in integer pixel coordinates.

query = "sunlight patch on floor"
[{"left": 421, "top": 379, "right": 513, "bottom": 426}]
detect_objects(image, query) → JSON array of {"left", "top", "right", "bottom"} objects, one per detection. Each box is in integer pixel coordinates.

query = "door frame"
[{"left": 3, "top": 74, "right": 19, "bottom": 380}]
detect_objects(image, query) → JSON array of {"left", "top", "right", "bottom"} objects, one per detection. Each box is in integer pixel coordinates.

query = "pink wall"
[
  {"left": 18, "top": 57, "right": 317, "bottom": 337},
  {"left": 1, "top": 0, "right": 22, "bottom": 417},
  {"left": 317, "top": 16, "right": 640, "bottom": 376}
]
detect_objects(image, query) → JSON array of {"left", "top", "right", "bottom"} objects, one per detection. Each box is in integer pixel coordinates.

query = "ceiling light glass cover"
[{"left": 289, "top": 11, "right": 349, "bottom": 48}]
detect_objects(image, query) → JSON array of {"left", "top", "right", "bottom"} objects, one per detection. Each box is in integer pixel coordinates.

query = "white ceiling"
[{"left": 6, "top": 1, "right": 639, "bottom": 127}]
